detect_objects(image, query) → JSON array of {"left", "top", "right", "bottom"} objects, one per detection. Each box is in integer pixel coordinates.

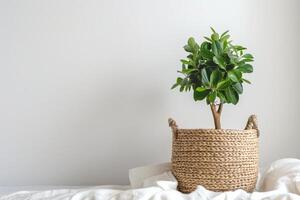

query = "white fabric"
[
  {"left": 0, "top": 186, "right": 84, "bottom": 196},
  {"left": 1, "top": 158, "right": 300, "bottom": 200},
  {"left": 129, "top": 162, "right": 172, "bottom": 188},
  {"left": 258, "top": 158, "right": 300, "bottom": 193}
]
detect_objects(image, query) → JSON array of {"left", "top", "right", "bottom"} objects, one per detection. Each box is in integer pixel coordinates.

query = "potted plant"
[{"left": 169, "top": 28, "right": 259, "bottom": 193}]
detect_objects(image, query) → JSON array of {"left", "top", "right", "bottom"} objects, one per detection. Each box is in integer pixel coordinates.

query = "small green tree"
[{"left": 172, "top": 28, "right": 254, "bottom": 129}]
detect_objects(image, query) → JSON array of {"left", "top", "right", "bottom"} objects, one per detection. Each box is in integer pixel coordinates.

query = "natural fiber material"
[{"left": 168, "top": 115, "right": 259, "bottom": 193}]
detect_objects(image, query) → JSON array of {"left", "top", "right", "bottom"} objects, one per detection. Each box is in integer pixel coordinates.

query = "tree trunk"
[{"left": 210, "top": 103, "right": 223, "bottom": 129}]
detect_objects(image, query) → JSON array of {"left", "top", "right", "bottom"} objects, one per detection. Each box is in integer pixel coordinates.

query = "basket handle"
[
  {"left": 168, "top": 118, "right": 178, "bottom": 138},
  {"left": 244, "top": 115, "right": 260, "bottom": 137}
]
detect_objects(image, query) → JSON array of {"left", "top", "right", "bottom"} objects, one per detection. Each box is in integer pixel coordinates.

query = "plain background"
[{"left": 0, "top": 0, "right": 299, "bottom": 186}]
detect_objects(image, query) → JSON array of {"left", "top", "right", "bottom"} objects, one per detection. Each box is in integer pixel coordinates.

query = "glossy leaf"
[
  {"left": 171, "top": 83, "right": 179, "bottom": 89},
  {"left": 213, "top": 56, "right": 226, "bottom": 70},
  {"left": 182, "top": 68, "right": 197, "bottom": 74},
  {"left": 188, "top": 37, "right": 196, "bottom": 47},
  {"left": 196, "top": 87, "right": 207, "bottom": 92},
  {"left": 242, "top": 78, "right": 251, "bottom": 84},
  {"left": 200, "top": 42, "right": 214, "bottom": 59},
  {"left": 243, "top": 54, "right": 254, "bottom": 59},
  {"left": 237, "top": 64, "right": 253, "bottom": 73},
  {"left": 228, "top": 70, "right": 242, "bottom": 82},
  {"left": 176, "top": 77, "right": 183, "bottom": 84},
  {"left": 183, "top": 45, "right": 193, "bottom": 53},
  {"left": 233, "top": 82, "right": 243, "bottom": 94},
  {"left": 217, "top": 91, "right": 227, "bottom": 103},
  {"left": 217, "top": 79, "right": 231, "bottom": 90},
  {"left": 225, "top": 87, "right": 239, "bottom": 104},
  {"left": 210, "top": 70, "right": 222, "bottom": 87},
  {"left": 211, "top": 33, "right": 219, "bottom": 41},
  {"left": 212, "top": 41, "right": 222, "bottom": 56},
  {"left": 201, "top": 68, "right": 209, "bottom": 85},
  {"left": 210, "top": 27, "right": 216, "bottom": 33},
  {"left": 235, "top": 45, "right": 247, "bottom": 51},
  {"left": 194, "top": 88, "right": 210, "bottom": 101},
  {"left": 180, "top": 59, "right": 189, "bottom": 65},
  {"left": 207, "top": 91, "right": 217, "bottom": 103},
  {"left": 220, "top": 30, "right": 229, "bottom": 38},
  {"left": 172, "top": 27, "right": 253, "bottom": 108},
  {"left": 180, "top": 85, "right": 185, "bottom": 92},
  {"left": 204, "top": 36, "right": 212, "bottom": 42}
]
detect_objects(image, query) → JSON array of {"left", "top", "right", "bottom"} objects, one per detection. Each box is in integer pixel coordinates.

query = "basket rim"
[{"left": 175, "top": 128, "right": 258, "bottom": 133}]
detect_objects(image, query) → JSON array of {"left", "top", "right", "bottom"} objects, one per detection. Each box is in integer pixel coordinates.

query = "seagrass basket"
[{"left": 168, "top": 115, "right": 259, "bottom": 193}]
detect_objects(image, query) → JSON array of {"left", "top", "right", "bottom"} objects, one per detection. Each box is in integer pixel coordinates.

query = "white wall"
[{"left": 0, "top": 0, "right": 299, "bottom": 186}]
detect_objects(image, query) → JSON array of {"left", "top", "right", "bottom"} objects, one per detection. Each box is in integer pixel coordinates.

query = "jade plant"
[{"left": 171, "top": 28, "right": 254, "bottom": 129}]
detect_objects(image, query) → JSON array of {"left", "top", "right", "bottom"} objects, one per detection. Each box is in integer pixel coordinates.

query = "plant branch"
[
  {"left": 217, "top": 103, "right": 223, "bottom": 114},
  {"left": 210, "top": 103, "right": 222, "bottom": 129}
]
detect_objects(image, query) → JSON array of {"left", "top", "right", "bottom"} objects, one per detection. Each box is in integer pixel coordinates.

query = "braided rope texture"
[{"left": 170, "top": 119, "right": 259, "bottom": 193}]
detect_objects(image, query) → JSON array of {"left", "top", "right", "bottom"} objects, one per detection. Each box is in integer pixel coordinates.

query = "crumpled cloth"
[{"left": 1, "top": 158, "right": 300, "bottom": 200}]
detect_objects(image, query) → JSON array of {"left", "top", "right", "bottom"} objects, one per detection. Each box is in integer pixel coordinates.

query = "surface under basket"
[{"left": 168, "top": 115, "right": 259, "bottom": 193}]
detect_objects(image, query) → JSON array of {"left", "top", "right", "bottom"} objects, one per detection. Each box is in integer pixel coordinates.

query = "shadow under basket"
[{"left": 168, "top": 115, "right": 259, "bottom": 193}]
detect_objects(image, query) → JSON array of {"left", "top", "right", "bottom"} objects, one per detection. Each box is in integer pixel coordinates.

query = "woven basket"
[{"left": 168, "top": 115, "right": 259, "bottom": 193}]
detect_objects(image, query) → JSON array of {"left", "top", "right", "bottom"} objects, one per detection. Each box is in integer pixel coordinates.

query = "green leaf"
[
  {"left": 210, "top": 27, "right": 216, "bottom": 33},
  {"left": 196, "top": 87, "right": 206, "bottom": 92},
  {"left": 186, "top": 37, "right": 199, "bottom": 53},
  {"left": 226, "top": 64, "right": 235, "bottom": 71},
  {"left": 188, "top": 37, "right": 196, "bottom": 47},
  {"left": 225, "top": 87, "right": 239, "bottom": 104},
  {"left": 200, "top": 41, "right": 211, "bottom": 50},
  {"left": 183, "top": 45, "right": 193, "bottom": 53},
  {"left": 174, "top": 28, "right": 253, "bottom": 106},
  {"left": 213, "top": 56, "right": 226, "bottom": 70},
  {"left": 211, "top": 42, "right": 218, "bottom": 56},
  {"left": 234, "top": 69, "right": 242, "bottom": 79},
  {"left": 239, "top": 58, "right": 254, "bottom": 63},
  {"left": 211, "top": 33, "right": 219, "bottom": 41},
  {"left": 221, "top": 38, "right": 228, "bottom": 50},
  {"left": 220, "top": 30, "right": 229, "bottom": 38},
  {"left": 243, "top": 54, "right": 254, "bottom": 59},
  {"left": 182, "top": 68, "right": 197, "bottom": 74},
  {"left": 180, "top": 59, "right": 189, "bottom": 65},
  {"left": 242, "top": 78, "right": 251, "bottom": 84},
  {"left": 207, "top": 91, "right": 217, "bottom": 103},
  {"left": 217, "top": 79, "right": 231, "bottom": 90},
  {"left": 176, "top": 77, "right": 183, "bottom": 84},
  {"left": 190, "top": 59, "right": 197, "bottom": 67},
  {"left": 237, "top": 64, "right": 253, "bottom": 73},
  {"left": 204, "top": 36, "right": 212, "bottom": 42},
  {"left": 220, "top": 35, "right": 230, "bottom": 42},
  {"left": 228, "top": 70, "right": 242, "bottom": 82},
  {"left": 212, "top": 41, "right": 222, "bottom": 56},
  {"left": 171, "top": 83, "right": 178, "bottom": 89},
  {"left": 200, "top": 42, "right": 214, "bottom": 59},
  {"left": 235, "top": 45, "right": 247, "bottom": 51},
  {"left": 232, "top": 82, "right": 243, "bottom": 94},
  {"left": 200, "top": 50, "right": 214, "bottom": 60},
  {"left": 228, "top": 71, "right": 238, "bottom": 82},
  {"left": 228, "top": 51, "right": 238, "bottom": 64},
  {"left": 210, "top": 70, "right": 222, "bottom": 87},
  {"left": 171, "top": 83, "right": 177, "bottom": 89},
  {"left": 181, "top": 78, "right": 188, "bottom": 85},
  {"left": 181, "top": 63, "right": 186, "bottom": 71},
  {"left": 194, "top": 88, "right": 210, "bottom": 101},
  {"left": 180, "top": 85, "right": 185, "bottom": 92},
  {"left": 201, "top": 68, "right": 209, "bottom": 85},
  {"left": 217, "top": 91, "right": 227, "bottom": 103}
]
